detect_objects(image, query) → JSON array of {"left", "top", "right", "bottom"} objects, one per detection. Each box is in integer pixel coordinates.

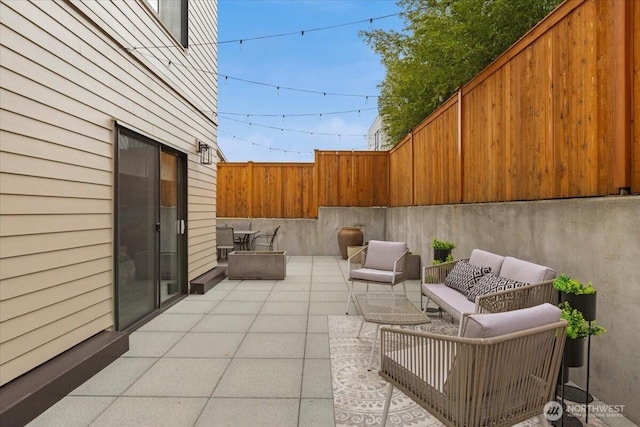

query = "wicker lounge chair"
[{"left": 378, "top": 303, "right": 567, "bottom": 427}]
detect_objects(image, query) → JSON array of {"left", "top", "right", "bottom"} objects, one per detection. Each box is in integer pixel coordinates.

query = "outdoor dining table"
[{"left": 233, "top": 230, "right": 260, "bottom": 250}]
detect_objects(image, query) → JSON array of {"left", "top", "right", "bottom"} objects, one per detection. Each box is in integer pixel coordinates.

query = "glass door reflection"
[{"left": 160, "top": 150, "right": 183, "bottom": 303}]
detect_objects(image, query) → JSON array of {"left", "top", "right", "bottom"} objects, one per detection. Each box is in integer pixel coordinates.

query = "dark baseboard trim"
[
  {"left": 190, "top": 266, "right": 227, "bottom": 294},
  {"left": 0, "top": 330, "right": 129, "bottom": 427}
]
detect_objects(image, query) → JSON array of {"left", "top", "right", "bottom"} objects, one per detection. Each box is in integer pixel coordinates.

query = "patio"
[{"left": 27, "top": 256, "right": 635, "bottom": 427}]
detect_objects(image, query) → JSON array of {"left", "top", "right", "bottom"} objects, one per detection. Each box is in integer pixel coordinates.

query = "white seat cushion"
[
  {"left": 350, "top": 268, "right": 397, "bottom": 283},
  {"left": 421, "top": 283, "right": 475, "bottom": 322},
  {"left": 500, "top": 257, "right": 556, "bottom": 283}
]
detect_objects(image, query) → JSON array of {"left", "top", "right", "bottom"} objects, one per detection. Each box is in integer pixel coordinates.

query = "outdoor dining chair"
[
  {"left": 216, "top": 226, "right": 235, "bottom": 259},
  {"left": 346, "top": 240, "right": 409, "bottom": 314},
  {"left": 252, "top": 225, "right": 280, "bottom": 251},
  {"left": 232, "top": 221, "right": 251, "bottom": 250}
]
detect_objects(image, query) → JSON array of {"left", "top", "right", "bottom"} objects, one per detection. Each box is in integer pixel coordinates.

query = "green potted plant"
[
  {"left": 432, "top": 238, "right": 455, "bottom": 263},
  {"left": 559, "top": 301, "right": 606, "bottom": 367},
  {"left": 554, "top": 274, "right": 597, "bottom": 320}
]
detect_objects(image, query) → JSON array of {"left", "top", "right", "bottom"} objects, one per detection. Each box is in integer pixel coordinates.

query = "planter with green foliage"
[
  {"left": 554, "top": 274, "right": 597, "bottom": 320},
  {"left": 432, "top": 238, "right": 455, "bottom": 264},
  {"left": 559, "top": 301, "right": 606, "bottom": 367}
]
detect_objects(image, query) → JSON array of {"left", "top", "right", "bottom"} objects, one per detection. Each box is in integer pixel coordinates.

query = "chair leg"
[
  {"left": 346, "top": 281, "right": 353, "bottom": 315},
  {"left": 367, "top": 324, "right": 381, "bottom": 371},
  {"left": 356, "top": 317, "right": 365, "bottom": 338},
  {"left": 380, "top": 383, "right": 394, "bottom": 427},
  {"left": 402, "top": 282, "right": 407, "bottom": 298}
]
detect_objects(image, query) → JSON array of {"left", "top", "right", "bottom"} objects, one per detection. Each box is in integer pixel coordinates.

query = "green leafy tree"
[{"left": 361, "top": 0, "right": 563, "bottom": 146}]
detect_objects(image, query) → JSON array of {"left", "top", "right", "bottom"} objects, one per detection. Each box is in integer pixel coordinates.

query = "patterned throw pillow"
[
  {"left": 466, "top": 272, "right": 530, "bottom": 302},
  {"left": 444, "top": 260, "right": 491, "bottom": 296}
]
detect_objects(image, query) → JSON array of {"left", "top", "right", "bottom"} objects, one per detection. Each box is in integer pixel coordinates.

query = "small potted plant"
[
  {"left": 559, "top": 301, "right": 606, "bottom": 367},
  {"left": 432, "top": 238, "right": 455, "bottom": 263},
  {"left": 553, "top": 274, "right": 597, "bottom": 320}
]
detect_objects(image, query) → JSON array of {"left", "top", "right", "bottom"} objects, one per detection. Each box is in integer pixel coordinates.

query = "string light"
[
  {"left": 130, "top": 51, "right": 380, "bottom": 99},
  {"left": 219, "top": 116, "right": 366, "bottom": 138},
  {"left": 218, "top": 130, "right": 369, "bottom": 156},
  {"left": 216, "top": 107, "right": 376, "bottom": 118},
  {"left": 217, "top": 74, "right": 378, "bottom": 98},
  {"left": 129, "top": 12, "right": 403, "bottom": 50},
  {"left": 218, "top": 130, "right": 313, "bottom": 155}
]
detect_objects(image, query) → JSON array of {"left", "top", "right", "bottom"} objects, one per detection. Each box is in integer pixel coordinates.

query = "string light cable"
[
  {"left": 219, "top": 116, "right": 367, "bottom": 138},
  {"left": 216, "top": 107, "right": 376, "bottom": 118},
  {"left": 129, "top": 11, "right": 405, "bottom": 50},
  {"left": 218, "top": 130, "right": 313, "bottom": 155},
  {"left": 131, "top": 50, "right": 380, "bottom": 99},
  {"left": 218, "top": 130, "right": 368, "bottom": 155}
]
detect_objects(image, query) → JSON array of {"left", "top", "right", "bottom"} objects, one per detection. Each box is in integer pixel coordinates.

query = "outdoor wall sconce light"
[{"left": 197, "top": 141, "right": 212, "bottom": 165}]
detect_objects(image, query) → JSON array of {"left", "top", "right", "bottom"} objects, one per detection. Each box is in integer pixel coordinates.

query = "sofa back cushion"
[
  {"left": 500, "top": 257, "right": 556, "bottom": 283},
  {"left": 468, "top": 249, "right": 505, "bottom": 275},
  {"left": 462, "top": 303, "right": 561, "bottom": 338},
  {"left": 364, "top": 240, "right": 408, "bottom": 271}
]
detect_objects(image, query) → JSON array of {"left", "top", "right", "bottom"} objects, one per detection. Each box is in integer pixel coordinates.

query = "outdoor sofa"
[{"left": 421, "top": 249, "right": 557, "bottom": 323}]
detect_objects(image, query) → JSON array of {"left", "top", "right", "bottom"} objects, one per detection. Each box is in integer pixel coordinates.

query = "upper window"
[{"left": 146, "top": 0, "right": 188, "bottom": 48}]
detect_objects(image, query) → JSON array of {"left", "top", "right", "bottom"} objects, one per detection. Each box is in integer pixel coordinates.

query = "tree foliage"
[{"left": 361, "top": 0, "right": 563, "bottom": 146}]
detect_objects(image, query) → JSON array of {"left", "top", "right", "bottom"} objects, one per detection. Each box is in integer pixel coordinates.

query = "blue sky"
[{"left": 216, "top": 0, "right": 403, "bottom": 162}]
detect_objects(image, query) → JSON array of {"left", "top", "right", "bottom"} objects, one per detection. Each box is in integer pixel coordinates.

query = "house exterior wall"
[
  {"left": 0, "top": 0, "right": 218, "bottom": 386},
  {"left": 367, "top": 115, "right": 388, "bottom": 151}
]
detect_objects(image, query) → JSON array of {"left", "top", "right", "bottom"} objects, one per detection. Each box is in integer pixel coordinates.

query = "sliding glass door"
[
  {"left": 116, "top": 128, "right": 186, "bottom": 330},
  {"left": 160, "top": 151, "right": 184, "bottom": 304}
]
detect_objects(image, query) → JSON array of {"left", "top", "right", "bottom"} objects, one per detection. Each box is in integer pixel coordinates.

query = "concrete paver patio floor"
[
  {"left": 28, "top": 256, "right": 358, "bottom": 427},
  {"left": 27, "top": 256, "right": 636, "bottom": 427}
]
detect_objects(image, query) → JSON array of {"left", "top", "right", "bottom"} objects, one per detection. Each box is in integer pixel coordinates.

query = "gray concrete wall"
[
  {"left": 389, "top": 196, "right": 640, "bottom": 424},
  {"left": 220, "top": 195, "right": 640, "bottom": 423},
  {"left": 220, "top": 207, "right": 387, "bottom": 256}
]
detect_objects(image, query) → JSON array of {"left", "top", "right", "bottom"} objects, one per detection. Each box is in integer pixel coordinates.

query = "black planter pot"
[
  {"left": 433, "top": 248, "right": 452, "bottom": 263},
  {"left": 564, "top": 337, "right": 586, "bottom": 368},
  {"left": 561, "top": 292, "right": 597, "bottom": 321}
]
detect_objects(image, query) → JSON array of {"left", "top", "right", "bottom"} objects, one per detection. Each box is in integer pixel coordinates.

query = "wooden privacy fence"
[
  {"left": 216, "top": 151, "right": 388, "bottom": 219},
  {"left": 217, "top": 0, "right": 638, "bottom": 219}
]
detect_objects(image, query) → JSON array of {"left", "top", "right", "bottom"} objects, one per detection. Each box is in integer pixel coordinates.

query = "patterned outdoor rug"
[{"left": 328, "top": 315, "right": 608, "bottom": 427}]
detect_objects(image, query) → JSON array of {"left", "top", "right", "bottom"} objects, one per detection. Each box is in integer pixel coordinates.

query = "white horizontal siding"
[
  {"left": 0, "top": 0, "right": 218, "bottom": 385},
  {"left": 0, "top": 315, "right": 112, "bottom": 385}
]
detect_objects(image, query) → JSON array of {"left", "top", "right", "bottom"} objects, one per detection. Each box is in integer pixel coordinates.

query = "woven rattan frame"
[
  {"left": 421, "top": 259, "right": 556, "bottom": 319},
  {"left": 379, "top": 319, "right": 567, "bottom": 427}
]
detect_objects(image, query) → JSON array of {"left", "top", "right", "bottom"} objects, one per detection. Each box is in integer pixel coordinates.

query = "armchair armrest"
[
  {"left": 348, "top": 245, "right": 368, "bottom": 270},
  {"left": 379, "top": 326, "right": 464, "bottom": 395},
  {"left": 474, "top": 280, "right": 555, "bottom": 314},
  {"left": 421, "top": 259, "right": 466, "bottom": 284},
  {"left": 392, "top": 249, "right": 410, "bottom": 278}
]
